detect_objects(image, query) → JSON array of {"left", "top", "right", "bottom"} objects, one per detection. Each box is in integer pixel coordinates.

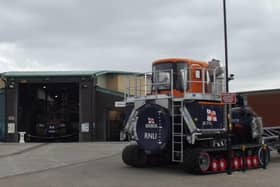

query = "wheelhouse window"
[
  {"left": 152, "top": 62, "right": 187, "bottom": 91},
  {"left": 153, "top": 71, "right": 171, "bottom": 90}
]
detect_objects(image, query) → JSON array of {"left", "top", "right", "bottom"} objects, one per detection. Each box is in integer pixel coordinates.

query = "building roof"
[
  {"left": 238, "top": 88, "right": 280, "bottom": 95},
  {"left": 1, "top": 70, "right": 143, "bottom": 78},
  {"left": 96, "top": 86, "right": 124, "bottom": 97}
]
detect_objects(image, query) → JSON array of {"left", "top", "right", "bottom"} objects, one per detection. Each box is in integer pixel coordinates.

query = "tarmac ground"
[{"left": 0, "top": 142, "right": 279, "bottom": 187}]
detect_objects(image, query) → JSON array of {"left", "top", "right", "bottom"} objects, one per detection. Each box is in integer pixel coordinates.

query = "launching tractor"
[{"left": 119, "top": 58, "right": 269, "bottom": 174}]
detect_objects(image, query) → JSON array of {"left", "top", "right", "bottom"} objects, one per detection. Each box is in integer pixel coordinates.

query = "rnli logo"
[
  {"left": 207, "top": 109, "right": 217, "bottom": 122},
  {"left": 148, "top": 117, "right": 155, "bottom": 124},
  {"left": 145, "top": 118, "right": 158, "bottom": 128}
]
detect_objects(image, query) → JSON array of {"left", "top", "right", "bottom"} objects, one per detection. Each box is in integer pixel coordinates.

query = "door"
[{"left": 190, "top": 64, "right": 203, "bottom": 93}]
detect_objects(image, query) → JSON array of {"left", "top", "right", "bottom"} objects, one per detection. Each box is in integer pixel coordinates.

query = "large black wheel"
[
  {"left": 197, "top": 151, "right": 211, "bottom": 173},
  {"left": 183, "top": 149, "right": 211, "bottom": 174},
  {"left": 258, "top": 147, "right": 270, "bottom": 167},
  {"left": 122, "top": 144, "right": 136, "bottom": 166},
  {"left": 183, "top": 148, "right": 196, "bottom": 173},
  {"left": 122, "top": 144, "right": 147, "bottom": 168}
]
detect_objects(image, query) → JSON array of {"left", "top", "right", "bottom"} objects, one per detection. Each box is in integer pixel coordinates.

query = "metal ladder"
[{"left": 171, "top": 100, "right": 184, "bottom": 162}]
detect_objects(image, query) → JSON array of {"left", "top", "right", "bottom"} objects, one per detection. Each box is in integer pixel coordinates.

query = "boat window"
[{"left": 152, "top": 62, "right": 187, "bottom": 91}]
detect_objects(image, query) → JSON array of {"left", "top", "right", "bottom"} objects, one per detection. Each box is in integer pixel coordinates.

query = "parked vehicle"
[{"left": 119, "top": 58, "right": 269, "bottom": 174}]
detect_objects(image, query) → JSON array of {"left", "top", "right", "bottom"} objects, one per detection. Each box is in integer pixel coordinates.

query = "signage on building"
[
  {"left": 115, "top": 101, "right": 126, "bottom": 107},
  {"left": 7, "top": 123, "right": 15, "bottom": 134},
  {"left": 81, "top": 122, "right": 89, "bottom": 133},
  {"left": 221, "top": 93, "right": 236, "bottom": 104}
]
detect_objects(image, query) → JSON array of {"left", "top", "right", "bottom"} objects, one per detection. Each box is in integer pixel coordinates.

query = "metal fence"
[{"left": 124, "top": 67, "right": 225, "bottom": 100}]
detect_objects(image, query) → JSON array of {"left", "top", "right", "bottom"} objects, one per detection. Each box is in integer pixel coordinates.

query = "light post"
[{"left": 222, "top": 0, "right": 232, "bottom": 175}]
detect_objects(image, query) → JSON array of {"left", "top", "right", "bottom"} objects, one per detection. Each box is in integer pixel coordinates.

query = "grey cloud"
[{"left": 0, "top": 0, "right": 279, "bottom": 91}]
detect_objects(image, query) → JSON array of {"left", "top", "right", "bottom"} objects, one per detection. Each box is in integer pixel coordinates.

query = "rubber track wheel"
[
  {"left": 122, "top": 144, "right": 137, "bottom": 166},
  {"left": 122, "top": 144, "right": 147, "bottom": 168},
  {"left": 258, "top": 147, "right": 270, "bottom": 166},
  {"left": 132, "top": 146, "right": 148, "bottom": 168},
  {"left": 183, "top": 148, "right": 197, "bottom": 173},
  {"left": 183, "top": 149, "right": 209, "bottom": 174}
]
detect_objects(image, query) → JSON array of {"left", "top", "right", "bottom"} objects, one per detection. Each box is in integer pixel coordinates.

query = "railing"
[{"left": 124, "top": 67, "right": 225, "bottom": 100}]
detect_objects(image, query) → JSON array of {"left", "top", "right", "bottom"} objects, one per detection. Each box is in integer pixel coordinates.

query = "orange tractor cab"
[
  {"left": 152, "top": 58, "right": 214, "bottom": 97},
  {"left": 120, "top": 57, "right": 268, "bottom": 174}
]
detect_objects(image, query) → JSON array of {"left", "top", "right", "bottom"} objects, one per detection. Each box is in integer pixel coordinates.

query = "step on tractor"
[{"left": 119, "top": 58, "right": 269, "bottom": 174}]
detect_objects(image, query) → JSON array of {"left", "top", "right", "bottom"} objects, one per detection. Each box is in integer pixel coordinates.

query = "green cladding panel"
[{"left": 0, "top": 89, "right": 5, "bottom": 141}]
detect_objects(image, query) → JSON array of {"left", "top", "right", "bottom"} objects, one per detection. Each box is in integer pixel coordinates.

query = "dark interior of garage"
[
  {"left": 106, "top": 109, "right": 123, "bottom": 141},
  {"left": 18, "top": 83, "right": 79, "bottom": 142}
]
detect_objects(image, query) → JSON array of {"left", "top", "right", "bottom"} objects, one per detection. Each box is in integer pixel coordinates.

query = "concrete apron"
[{"left": 0, "top": 142, "right": 127, "bottom": 178}]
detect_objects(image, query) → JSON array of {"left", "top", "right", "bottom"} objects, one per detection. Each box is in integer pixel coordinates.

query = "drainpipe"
[
  {"left": 0, "top": 74, "right": 7, "bottom": 142},
  {"left": 90, "top": 74, "right": 97, "bottom": 141}
]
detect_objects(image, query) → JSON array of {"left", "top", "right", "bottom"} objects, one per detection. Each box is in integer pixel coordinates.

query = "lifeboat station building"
[{"left": 0, "top": 71, "right": 143, "bottom": 142}]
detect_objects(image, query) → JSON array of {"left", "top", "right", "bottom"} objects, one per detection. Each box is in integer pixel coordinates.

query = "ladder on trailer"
[{"left": 171, "top": 100, "right": 184, "bottom": 162}]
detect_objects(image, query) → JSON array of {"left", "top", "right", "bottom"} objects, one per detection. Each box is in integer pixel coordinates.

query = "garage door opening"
[
  {"left": 106, "top": 109, "right": 123, "bottom": 141},
  {"left": 18, "top": 83, "right": 79, "bottom": 142}
]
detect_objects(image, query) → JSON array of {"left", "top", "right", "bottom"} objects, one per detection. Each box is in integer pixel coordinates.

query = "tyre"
[
  {"left": 197, "top": 152, "right": 211, "bottom": 173},
  {"left": 258, "top": 147, "right": 270, "bottom": 167},
  {"left": 183, "top": 148, "right": 196, "bottom": 173},
  {"left": 122, "top": 144, "right": 137, "bottom": 166},
  {"left": 183, "top": 149, "right": 211, "bottom": 174},
  {"left": 122, "top": 144, "right": 147, "bottom": 168}
]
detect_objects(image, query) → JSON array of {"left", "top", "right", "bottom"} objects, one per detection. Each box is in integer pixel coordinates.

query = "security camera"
[{"left": 228, "top": 74, "right": 235, "bottom": 81}]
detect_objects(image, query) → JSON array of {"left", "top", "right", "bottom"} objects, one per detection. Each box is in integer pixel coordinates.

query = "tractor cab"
[{"left": 152, "top": 58, "right": 224, "bottom": 98}]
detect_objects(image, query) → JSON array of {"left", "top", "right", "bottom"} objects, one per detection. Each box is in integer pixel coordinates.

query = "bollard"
[
  {"left": 241, "top": 144, "right": 246, "bottom": 172},
  {"left": 262, "top": 144, "right": 267, "bottom": 169},
  {"left": 19, "top": 131, "right": 26, "bottom": 143}
]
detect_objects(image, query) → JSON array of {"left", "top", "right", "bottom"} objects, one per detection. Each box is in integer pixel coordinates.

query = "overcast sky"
[{"left": 0, "top": 0, "right": 279, "bottom": 92}]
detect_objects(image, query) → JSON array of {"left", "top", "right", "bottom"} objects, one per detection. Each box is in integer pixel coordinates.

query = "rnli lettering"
[
  {"left": 145, "top": 123, "right": 158, "bottom": 128},
  {"left": 144, "top": 132, "right": 158, "bottom": 140}
]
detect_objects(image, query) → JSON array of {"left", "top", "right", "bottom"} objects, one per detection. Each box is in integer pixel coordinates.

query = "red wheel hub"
[
  {"left": 252, "top": 156, "right": 259, "bottom": 167},
  {"left": 219, "top": 159, "right": 227, "bottom": 171},
  {"left": 232, "top": 157, "right": 240, "bottom": 169},
  {"left": 246, "top": 157, "right": 252, "bottom": 168},
  {"left": 211, "top": 159, "right": 218, "bottom": 172}
]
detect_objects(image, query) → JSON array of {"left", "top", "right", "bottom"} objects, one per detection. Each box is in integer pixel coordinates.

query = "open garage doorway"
[
  {"left": 106, "top": 109, "right": 123, "bottom": 141},
  {"left": 18, "top": 83, "right": 79, "bottom": 142}
]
